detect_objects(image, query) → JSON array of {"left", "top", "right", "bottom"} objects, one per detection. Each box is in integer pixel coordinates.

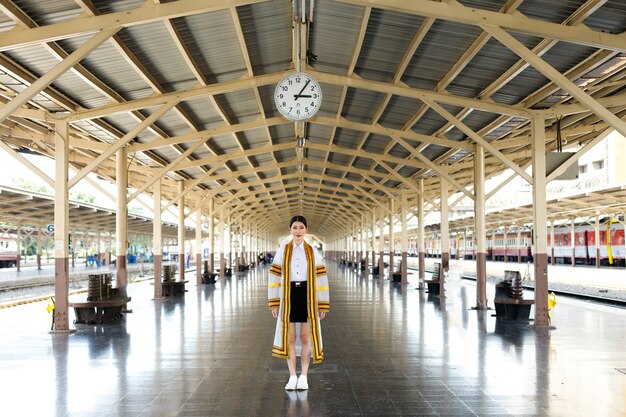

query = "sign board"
[{"left": 46, "top": 224, "right": 55, "bottom": 233}]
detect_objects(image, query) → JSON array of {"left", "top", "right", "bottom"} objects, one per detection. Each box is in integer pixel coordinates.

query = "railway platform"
[{"left": 0, "top": 261, "right": 625, "bottom": 416}]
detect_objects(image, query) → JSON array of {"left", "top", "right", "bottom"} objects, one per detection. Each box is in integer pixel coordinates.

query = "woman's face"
[{"left": 290, "top": 221, "right": 307, "bottom": 242}]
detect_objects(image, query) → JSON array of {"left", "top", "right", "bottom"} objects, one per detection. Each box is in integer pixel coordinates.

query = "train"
[
  {"left": 0, "top": 237, "right": 18, "bottom": 268},
  {"left": 425, "top": 219, "right": 626, "bottom": 267}
]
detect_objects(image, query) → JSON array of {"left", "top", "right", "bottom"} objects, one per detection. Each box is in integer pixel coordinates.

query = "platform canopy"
[
  {"left": 0, "top": 0, "right": 625, "bottom": 240},
  {"left": 0, "top": 185, "right": 196, "bottom": 239}
]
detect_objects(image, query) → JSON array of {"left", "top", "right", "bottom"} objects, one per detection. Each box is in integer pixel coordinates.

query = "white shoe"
[
  {"left": 296, "top": 375, "right": 308, "bottom": 390},
  {"left": 285, "top": 375, "right": 298, "bottom": 390}
]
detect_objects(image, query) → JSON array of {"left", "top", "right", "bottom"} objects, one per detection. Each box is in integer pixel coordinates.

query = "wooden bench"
[
  {"left": 202, "top": 272, "right": 218, "bottom": 284},
  {"left": 69, "top": 297, "right": 130, "bottom": 324},
  {"left": 425, "top": 263, "right": 442, "bottom": 295},
  {"left": 162, "top": 280, "right": 188, "bottom": 296},
  {"left": 494, "top": 297, "right": 534, "bottom": 321},
  {"left": 494, "top": 270, "right": 534, "bottom": 321}
]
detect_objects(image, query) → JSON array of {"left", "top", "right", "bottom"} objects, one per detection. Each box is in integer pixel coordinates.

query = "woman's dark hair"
[{"left": 290, "top": 215, "right": 307, "bottom": 228}]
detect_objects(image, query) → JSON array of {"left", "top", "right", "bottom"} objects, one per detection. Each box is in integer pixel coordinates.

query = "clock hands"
[{"left": 294, "top": 79, "right": 311, "bottom": 100}]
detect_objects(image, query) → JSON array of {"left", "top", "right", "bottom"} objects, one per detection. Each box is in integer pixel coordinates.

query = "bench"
[
  {"left": 391, "top": 262, "right": 402, "bottom": 283},
  {"left": 162, "top": 280, "right": 188, "bottom": 296},
  {"left": 202, "top": 272, "right": 218, "bottom": 284},
  {"left": 494, "top": 270, "right": 534, "bottom": 321},
  {"left": 69, "top": 297, "right": 130, "bottom": 324},
  {"left": 494, "top": 297, "right": 535, "bottom": 321},
  {"left": 425, "top": 263, "right": 442, "bottom": 295}
]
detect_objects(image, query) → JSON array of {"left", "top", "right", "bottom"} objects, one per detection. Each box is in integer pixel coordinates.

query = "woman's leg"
[
  {"left": 285, "top": 322, "right": 298, "bottom": 389},
  {"left": 287, "top": 322, "right": 297, "bottom": 376},
  {"left": 299, "top": 321, "right": 311, "bottom": 376}
]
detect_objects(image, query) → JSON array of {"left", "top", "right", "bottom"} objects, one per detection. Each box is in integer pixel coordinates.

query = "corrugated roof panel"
[
  {"left": 316, "top": 82, "right": 343, "bottom": 119},
  {"left": 268, "top": 124, "right": 296, "bottom": 145},
  {"left": 519, "top": 0, "right": 590, "bottom": 24},
  {"left": 451, "top": 34, "right": 541, "bottom": 105},
  {"left": 142, "top": 106, "right": 190, "bottom": 138},
  {"left": 332, "top": 126, "right": 363, "bottom": 149},
  {"left": 0, "top": 11, "right": 15, "bottom": 33},
  {"left": 355, "top": 8, "right": 425, "bottom": 83},
  {"left": 387, "top": 143, "right": 411, "bottom": 159},
  {"left": 91, "top": 0, "right": 144, "bottom": 14},
  {"left": 173, "top": 10, "right": 248, "bottom": 83},
  {"left": 311, "top": 0, "right": 366, "bottom": 75},
  {"left": 215, "top": 89, "right": 262, "bottom": 124},
  {"left": 306, "top": 123, "right": 332, "bottom": 146},
  {"left": 378, "top": 96, "right": 424, "bottom": 130},
  {"left": 210, "top": 132, "right": 243, "bottom": 155},
  {"left": 180, "top": 97, "right": 226, "bottom": 131},
  {"left": 402, "top": 20, "right": 484, "bottom": 91},
  {"left": 342, "top": 88, "right": 386, "bottom": 124},
  {"left": 69, "top": 38, "right": 154, "bottom": 103},
  {"left": 361, "top": 133, "right": 392, "bottom": 154},
  {"left": 492, "top": 39, "right": 596, "bottom": 108},
  {"left": 584, "top": 0, "right": 626, "bottom": 32},
  {"left": 237, "top": 1, "right": 292, "bottom": 75},
  {"left": 411, "top": 108, "right": 448, "bottom": 136},
  {"left": 458, "top": 0, "right": 508, "bottom": 12},
  {"left": 116, "top": 22, "right": 196, "bottom": 92},
  {"left": 11, "top": 0, "right": 81, "bottom": 25}
]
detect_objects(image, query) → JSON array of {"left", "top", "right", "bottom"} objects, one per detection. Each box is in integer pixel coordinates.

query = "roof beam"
[
  {"left": 337, "top": 0, "right": 626, "bottom": 53},
  {"left": 0, "top": 27, "right": 118, "bottom": 125},
  {"left": 483, "top": 24, "right": 626, "bottom": 140},
  {"left": 0, "top": 0, "right": 267, "bottom": 51}
]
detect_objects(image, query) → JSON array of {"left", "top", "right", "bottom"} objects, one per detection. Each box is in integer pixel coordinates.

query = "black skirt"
[{"left": 289, "top": 281, "right": 308, "bottom": 323}]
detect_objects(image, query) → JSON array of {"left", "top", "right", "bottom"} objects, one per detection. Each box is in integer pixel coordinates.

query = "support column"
[
  {"left": 209, "top": 199, "right": 215, "bottom": 273},
  {"left": 388, "top": 198, "right": 395, "bottom": 279},
  {"left": 440, "top": 180, "right": 450, "bottom": 274},
  {"left": 400, "top": 191, "right": 408, "bottom": 284},
  {"left": 378, "top": 208, "right": 384, "bottom": 276},
  {"left": 36, "top": 226, "right": 42, "bottom": 270},
  {"left": 503, "top": 225, "right": 508, "bottom": 263},
  {"left": 474, "top": 145, "right": 488, "bottom": 309},
  {"left": 153, "top": 179, "right": 163, "bottom": 298},
  {"left": 363, "top": 214, "right": 369, "bottom": 272},
  {"left": 371, "top": 210, "right": 376, "bottom": 271},
  {"left": 532, "top": 115, "right": 551, "bottom": 327},
  {"left": 570, "top": 218, "right": 576, "bottom": 266},
  {"left": 517, "top": 228, "right": 522, "bottom": 263},
  {"left": 595, "top": 215, "right": 600, "bottom": 268},
  {"left": 196, "top": 198, "right": 202, "bottom": 286},
  {"left": 219, "top": 208, "right": 225, "bottom": 277},
  {"left": 418, "top": 181, "right": 425, "bottom": 289},
  {"left": 235, "top": 227, "right": 241, "bottom": 272},
  {"left": 177, "top": 181, "right": 185, "bottom": 282},
  {"left": 116, "top": 147, "right": 128, "bottom": 296},
  {"left": 53, "top": 120, "right": 71, "bottom": 332},
  {"left": 550, "top": 221, "right": 555, "bottom": 265}
]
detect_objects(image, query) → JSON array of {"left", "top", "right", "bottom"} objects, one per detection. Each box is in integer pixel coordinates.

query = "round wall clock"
[{"left": 274, "top": 72, "right": 322, "bottom": 121}]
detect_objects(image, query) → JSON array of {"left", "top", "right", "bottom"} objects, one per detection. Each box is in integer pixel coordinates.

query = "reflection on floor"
[{"left": 0, "top": 261, "right": 625, "bottom": 416}]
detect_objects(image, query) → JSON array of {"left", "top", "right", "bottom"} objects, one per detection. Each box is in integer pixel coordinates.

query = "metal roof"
[
  {"left": 0, "top": 185, "right": 196, "bottom": 239},
  {"left": 0, "top": 0, "right": 625, "bottom": 240}
]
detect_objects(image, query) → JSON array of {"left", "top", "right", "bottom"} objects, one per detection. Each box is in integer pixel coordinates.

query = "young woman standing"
[{"left": 268, "top": 215, "right": 330, "bottom": 390}]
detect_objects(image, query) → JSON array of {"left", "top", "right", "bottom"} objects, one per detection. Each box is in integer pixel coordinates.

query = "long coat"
[{"left": 268, "top": 240, "right": 330, "bottom": 363}]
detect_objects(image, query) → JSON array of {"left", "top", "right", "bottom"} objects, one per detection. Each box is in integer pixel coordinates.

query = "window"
[
  {"left": 593, "top": 160, "right": 604, "bottom": 170},
  {"left": 579, "top": 164, "right": 587, "bottom": 174}
]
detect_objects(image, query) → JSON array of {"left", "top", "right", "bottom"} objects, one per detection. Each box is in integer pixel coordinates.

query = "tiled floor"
[{"left": 0, "top": 261, "right": 625, "bottom": 416}]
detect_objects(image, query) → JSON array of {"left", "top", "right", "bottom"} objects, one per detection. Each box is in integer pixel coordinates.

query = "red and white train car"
[
  {"left": 0, "top": 236, "right": 18, "bottom": 268},
  {"left": 430, "top": 219, "right": 626, "bottom": 267}
]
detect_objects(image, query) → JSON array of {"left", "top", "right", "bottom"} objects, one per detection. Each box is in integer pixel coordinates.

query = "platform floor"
[{"left": 0, "top": 262, "right": 625, "bottom": 417}]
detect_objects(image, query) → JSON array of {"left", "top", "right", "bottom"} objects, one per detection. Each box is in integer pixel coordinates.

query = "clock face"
[{"left": 274, "top": 72, "right": 322, "bottom": 121}]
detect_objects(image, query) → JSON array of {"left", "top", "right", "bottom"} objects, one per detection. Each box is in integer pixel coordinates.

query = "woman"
[{"left": 268, "top": 215, "right": 330, "bottom": 390}]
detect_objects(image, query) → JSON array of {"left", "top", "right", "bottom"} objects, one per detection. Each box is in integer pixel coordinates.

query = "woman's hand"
[
  {"left": 271, "top": 308, "right": 278, "bottom": 319},
  {"left": 319, "top": 311, "right": 326, "bottom": 320}
]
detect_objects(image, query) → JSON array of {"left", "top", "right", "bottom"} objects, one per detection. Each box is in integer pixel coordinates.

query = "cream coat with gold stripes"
[{"left": 268, "top": 240, "right": 330, "bottom": 363}]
